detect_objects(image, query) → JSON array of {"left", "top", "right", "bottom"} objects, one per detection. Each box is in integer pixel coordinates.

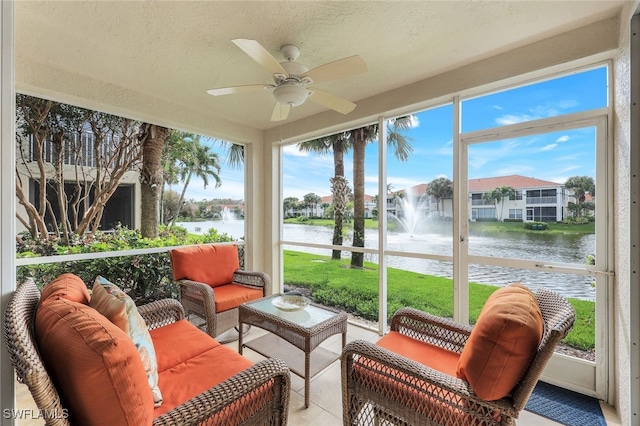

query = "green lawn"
[
  {"left": 283, "top": 249, "right": 594, "bottom": 351},
  {"left": 284, "top": 217, "right": 595, "bottom": 235}
]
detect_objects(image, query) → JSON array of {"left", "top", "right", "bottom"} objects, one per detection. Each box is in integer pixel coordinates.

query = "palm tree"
[
  {"left": 497, "top": 186, "right": 515, "bottom": 221},
  {"left": 426, "top": 177, "right": 453, "bottom": 216},
  {"left": 218, "top": 140, "right": 245, "bottom": 168},
  {"left": 283, "top": 196, "right": 299, "bottom": 218},
  {"left": 350, "top": 117, "right": 414, "bottom": 269},
  {"left": 565, "top": 176, "right": 595, "bottom": 217},
  {"left": 482, "top": 188, "right": 501, "bottom": 220},
  {"left": 298, "top": 133, "right": 350, "bottom": 260},
  {"left": 170, "top": 138, "right": 222, "bottom": 226},
  {"left": 303, "top": 193, "right": 322, "bottom": 217},
  {"left": 482, "top": 186, "right": 515, "bottom": 221},
  {"left": 162, "top": 131, "right": 194, "bottom": 224},
  {"left": 139, "top": 123, "right": 169, "bottom": 238}
]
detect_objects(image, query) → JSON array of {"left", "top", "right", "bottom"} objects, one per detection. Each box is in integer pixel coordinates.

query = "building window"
[
  {"left": 509, "top": 190, "right": 523, "bottom": 201},
  {"left": 472, "top": 208, "right": 496, "bottom": 220},
  {"left": 509, "top": 209, "right": 522, "bottom": 219}
]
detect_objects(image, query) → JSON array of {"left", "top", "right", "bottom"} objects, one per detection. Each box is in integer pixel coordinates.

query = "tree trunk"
[
  {"left": 351, "top": 130, "right": 365, "bottom": 268},
  {"left": 332, "top": 139, "right": 346, "bottom": 260},
  {"left": 139, "top": 123, "right": 168, "bottom": 238},
  {"left": 170, "top": 172, "right": 192, "bottom": 227}
]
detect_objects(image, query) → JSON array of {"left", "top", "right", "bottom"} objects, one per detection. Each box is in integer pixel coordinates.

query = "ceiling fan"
[{"left": 207, "top": 39, "right": 367, "bottom": 121}]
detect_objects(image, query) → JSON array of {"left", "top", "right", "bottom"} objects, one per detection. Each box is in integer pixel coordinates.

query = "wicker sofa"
[{"left": 4, "top": 275, "right": 290, "bottom": 426}]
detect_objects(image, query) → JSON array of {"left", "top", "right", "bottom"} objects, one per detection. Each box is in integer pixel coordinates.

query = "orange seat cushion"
[
  {"left": 376, "top": 331, "right": 460, "bottom": 377},
  {"left": 39, "top": 273, "right": 90, "bottom": 306},
  {"left": 150, "top": 319, "right": 274, "bottom": 423},
  {"left": 170, "top": 244, "right": 239, "bottom": 288},
  {"left": 456, "top": 283, "right": 543, "bottom": 401},
  {"left": 351, "top": 333, "right": 494, "bottom": 424},
  {"left": 149, "top": 319, "right": 221, "bottom": 373},
  {"left": 153, "top": 344, "right": 253, "bottom": 417},
  {"left": 213, "top": 284, "right": 264, "bottom": 312},
  {"left": 35, "top": 297, "right": 154, "bottom": 425}
]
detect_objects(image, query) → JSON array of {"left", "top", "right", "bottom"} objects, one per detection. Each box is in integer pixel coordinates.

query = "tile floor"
[{"left": 16, "top": 321, "right": 621, "bottom": 425}]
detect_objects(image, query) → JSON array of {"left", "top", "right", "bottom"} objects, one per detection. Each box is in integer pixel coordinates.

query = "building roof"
[
  {"left": 321, "top": 194, "right": 373, "bottom": 203},
  {"left": 468, "top": 175, "right": 562, "bottom": 192}
]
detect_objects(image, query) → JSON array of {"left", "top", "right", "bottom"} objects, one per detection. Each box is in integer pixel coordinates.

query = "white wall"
[
  {"left": 613, "top": 3, "right": 639, "bottom": 424},
  {"left": 0, "top": 2, "right": 16, "bottom": 424}
]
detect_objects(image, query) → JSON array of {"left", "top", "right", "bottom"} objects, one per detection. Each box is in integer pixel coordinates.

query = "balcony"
[{"left": 527, "top": 196, "right": 558, "bottom": 204}]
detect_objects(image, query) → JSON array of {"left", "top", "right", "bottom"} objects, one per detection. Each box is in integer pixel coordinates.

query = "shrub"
[
  {"left": 524, "top": 222, "right": 548, "bottom": 230},
  {"left": 563, "top": 217, "right": 590, "bottom": 225},
  {"left": 16, "top": 224, "right": 238, "bottom": 304}
]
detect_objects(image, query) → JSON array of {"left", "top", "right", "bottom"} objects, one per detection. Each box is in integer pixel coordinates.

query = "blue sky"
[{"left": 178, "top": 66, "right": 607, "bottom": 202}]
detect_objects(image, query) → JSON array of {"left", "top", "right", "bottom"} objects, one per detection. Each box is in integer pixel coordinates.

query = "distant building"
[
  {"left": 287, "top": 194, "right": 375, "bottom": 219},
  {"left": 468, "top": 175, "right": 570, "bottom": 222},
  {"left": 386, "top": 175, "right": 578, "bottom": 223},
  {"left": 290, "top": 174, "right": 583, "bottom": 223},
  {"left": 16, "top": 130, "right": 140, "bottom": 234}
]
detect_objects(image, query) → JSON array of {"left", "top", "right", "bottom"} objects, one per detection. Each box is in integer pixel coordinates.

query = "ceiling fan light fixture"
[{"left": 273, "top": 84, "right": 310, "bottom": 107}]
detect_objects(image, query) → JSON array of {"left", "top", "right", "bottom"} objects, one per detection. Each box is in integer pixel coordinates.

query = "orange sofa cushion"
[
  {"left": 170, "top": 244, "right": 239, "bottom": 288},
  {"left": 150, "top": 320, "right": 253, "bottom": 417},
  {"left": 35, "top": 297, "right": 154, "bottom": 425},
  {"left": 213, "top": 284, "right": 263, "bottom": 312},
  {"left": 456, "top": 284, "right": 543, "bottom": 401},
  {"left": 39, "top": 273, "right": 90, "bottom": 306},
  {"left": 149, "top": 319, "right": 221, "bottom": 373}
]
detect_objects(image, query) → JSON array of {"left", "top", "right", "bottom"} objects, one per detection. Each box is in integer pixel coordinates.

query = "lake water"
[{"left": 181, "top": 220, "right": 596, "bottom": 300}]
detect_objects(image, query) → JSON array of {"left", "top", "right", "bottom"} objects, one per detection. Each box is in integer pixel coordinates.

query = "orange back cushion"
[
  {"left": 456, "top": 283, "right": 543, "bottom": 401},
  {"left": 39, "top": 273, "right": 90, "bottom": 306},
  {"left": 35, "top": 297, "right": 154, "bottom": 425},
  {"left": 170, "top": 244, "right": 239, "bottom": 288}
]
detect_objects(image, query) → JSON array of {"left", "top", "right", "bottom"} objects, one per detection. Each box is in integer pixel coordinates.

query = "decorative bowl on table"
[{"left": 272, "top": 294, "right": 310, "bottom": 312}]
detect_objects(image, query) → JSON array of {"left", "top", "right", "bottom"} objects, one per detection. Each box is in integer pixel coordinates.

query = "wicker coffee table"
[{"left": 239, "top": 294, "right": 348, "bottom": 408}]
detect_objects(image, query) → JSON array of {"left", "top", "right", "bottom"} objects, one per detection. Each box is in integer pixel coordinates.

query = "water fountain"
[
  {"left": 221, "top": 207, "right": 236, "bottom": 222},
  {"left": 389, "top": 190, "right": 431, "bottom": 237}
]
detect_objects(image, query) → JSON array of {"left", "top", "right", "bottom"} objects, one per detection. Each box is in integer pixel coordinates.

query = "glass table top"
[{"left": 244, "top": 294, "right": 338, "bottom": 329}]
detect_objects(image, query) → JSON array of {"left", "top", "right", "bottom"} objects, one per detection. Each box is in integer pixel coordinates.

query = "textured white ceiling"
[{"left": 15, "top": 1, "right": 625, "bottom": 141}]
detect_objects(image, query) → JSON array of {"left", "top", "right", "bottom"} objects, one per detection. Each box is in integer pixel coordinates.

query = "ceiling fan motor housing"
[
  {"left": 273, "top": 82, "right": 310, "bottom": 107},
  {"left": 273, "top": 59, "right": 311, "bottom": 106}
]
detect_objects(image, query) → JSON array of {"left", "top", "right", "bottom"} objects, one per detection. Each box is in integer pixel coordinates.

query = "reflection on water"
[{"left": 181, "top": 221, "right": 596, "bottom": 301}]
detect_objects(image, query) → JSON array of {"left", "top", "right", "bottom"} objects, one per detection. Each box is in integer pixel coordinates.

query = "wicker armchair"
[
  {"left": 342, "top": 286, "right": 576, "bottom": 426},
  {"left": 170, "top": 244, "right": 270, "bottom": 339},
  {"left": 4, "top": 279, "right": 290, "bottom": 426}
]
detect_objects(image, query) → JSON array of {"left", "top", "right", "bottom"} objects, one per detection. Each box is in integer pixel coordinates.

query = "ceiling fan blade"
[
  {"left": 232, "top": 39, "right": 288, "bottom": 76},
  {"left": 308, "top": 88, "right": 356, "bottom": 114},
  {"left": 207, "top": 84, "right": 269, "bottom": 96},
  {"left": 302, "top": 55, "right": 367, "bottom": 84},
  {"left": 271, "top": 103, "right": 291, "bottom": 122}
]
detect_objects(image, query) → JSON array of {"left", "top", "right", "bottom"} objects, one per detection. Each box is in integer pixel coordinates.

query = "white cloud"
[
  {"left": 386, "top": 176, "right": 426, "bottom": 192},
  {"left": 495, "top": 114, "right": 536, "bottom": 125},
  {"left": 541, "top": 143, "right": 557, "bottom": 151},
  {"left": 556, "top": 135, "right": 570, "bottom": 143},
  {"left": 282, "top": 144, "right": 308, "bottom": 157},
  {"left": 495, "top": 100, "right": 579, "bottom": 126},
  {"left": 495, "top": 165, "right": 534, "bottom": 176}
]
